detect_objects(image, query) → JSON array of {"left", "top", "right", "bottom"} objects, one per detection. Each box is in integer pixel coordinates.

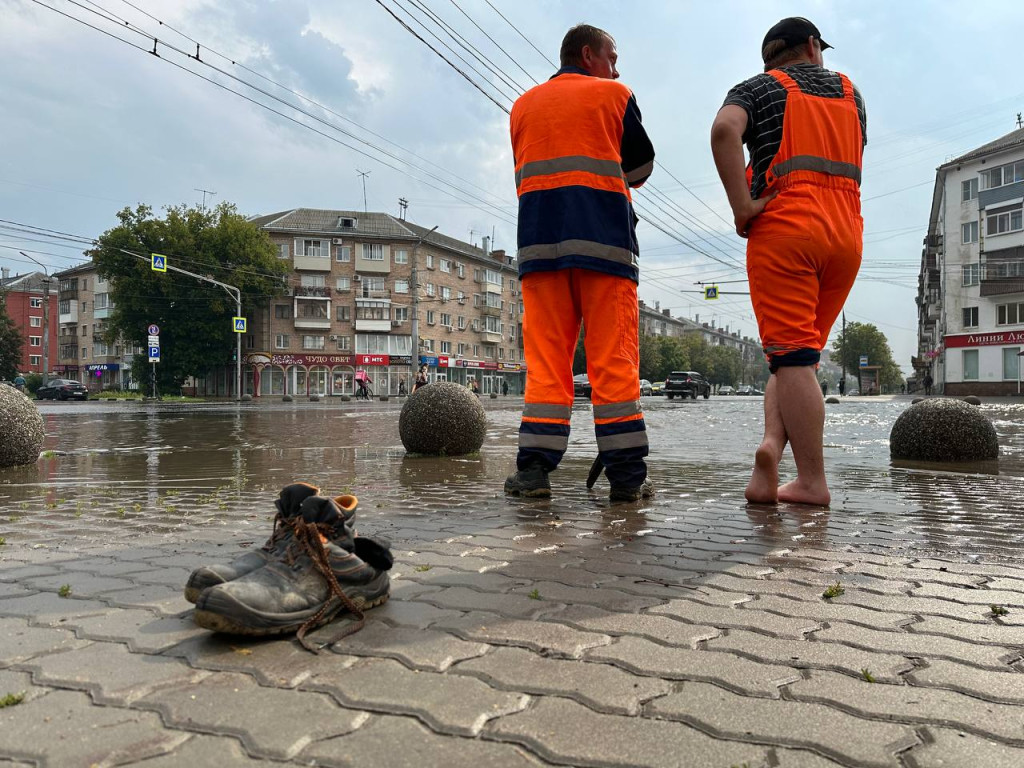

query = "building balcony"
[
  {"left": 479, "top": 329, "right": 503, "bottom": 343},
  {"left": 355, "top": 318, "right": 392, "bottom": 332},
  {"left": 294, "top": 285, "right": 332, "bottom": 298},
  {"left": 480, "top": 304, "right": 502, "bottom": 317},
  {"left": 294, "top": 255, "right": 331, "bottom": 272},
  {"left": 294, "top": 317, "right": 332, "bottom": 330},
  {"left": 93, "top": 306, "right": 111, "bottom": 319},
  {"left": 59, "top": 305, "right": 79, "bottom": 323},
  {"left": 357, "top": 288, "right": 391, "bottom": 300}
]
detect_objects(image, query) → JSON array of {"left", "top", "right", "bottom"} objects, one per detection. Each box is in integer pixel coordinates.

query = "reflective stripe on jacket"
[{"left": 511, "top": 66, "right": 654, "bottom": 283}]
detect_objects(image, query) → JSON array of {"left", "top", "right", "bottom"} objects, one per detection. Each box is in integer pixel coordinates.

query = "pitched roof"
[
  {"left": 945, "top": 127, "right": 1024, "bottom": 167},
  {"left": 250, "top": 208, "right": 414, "bottom": 239},
  {"left": 1, "top": 271, "right": 51, "bottom": 291}
]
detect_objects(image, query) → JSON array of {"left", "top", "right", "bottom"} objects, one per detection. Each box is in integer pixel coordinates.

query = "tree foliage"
[
  {"left": 831, "top": 321, "right": 903, "bottom": 392},
  {"left": 88, "top": 203, "right": 287, "bottom": 391},
  {"left": 0, "top": 289, "right": 24, "bottom": 380}
]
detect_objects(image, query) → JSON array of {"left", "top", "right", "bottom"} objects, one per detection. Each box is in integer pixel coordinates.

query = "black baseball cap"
[{"left": 761, "top": 17, "right": 831, "bottom": 60}]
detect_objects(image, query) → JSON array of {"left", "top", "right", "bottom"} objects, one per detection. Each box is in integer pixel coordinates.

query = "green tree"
[
  {"left": 89, "top": 203, "right": 287, "bottom": 391},
  {"left": 638, "top": 332, "right": 663, "bottom": 381},
  {"left": 573, "top": 326, "right": 586, "bottom": 374},
  {"left": 656, "top": 335, "right": 689, "bottom": 379},
  {"left": 832, "top": 321, "right": 903, "bottom": 392},
  {"left": 0, "top": 289, "right": 24, "bottom": 380},
  {"left": 706, "top": 344, "right": 743, "bottom": 387}
]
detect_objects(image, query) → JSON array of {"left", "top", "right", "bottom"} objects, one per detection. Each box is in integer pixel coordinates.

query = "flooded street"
[{"left": 3, "top": 395, "right": 1023, "bottom": 563}]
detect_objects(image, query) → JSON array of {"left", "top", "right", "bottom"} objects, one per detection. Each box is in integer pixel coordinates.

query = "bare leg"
[
  {"left": 746, "top": 374, "right": 786, "bottom": 503},
  {"left": 776, "top": 365, "right": 831, "bottom": 505}
]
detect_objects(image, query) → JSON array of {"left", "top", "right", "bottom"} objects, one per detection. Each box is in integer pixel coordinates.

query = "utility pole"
[
  {"left": 194, "top": 188, "right": 217, "bottom": 212},
  {"left": 841, "top": 311, "right": 847, "bottom": 392},
  {"left": 356, "top": 170, "right": 371, "bottom": 213},
  {"left": 19, "top": 252, "right": 50, "bottom": 380},
  {"left": 410, "top": 226, "right": 439, "bottom": 376},
  {"left": 398, "top": 198, "right": 408, "bottom": 220}
]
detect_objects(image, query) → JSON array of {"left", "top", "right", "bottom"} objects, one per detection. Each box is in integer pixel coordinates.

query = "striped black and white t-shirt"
[{"left": 723, "top": 61, "right": 867, "bottom": 200}]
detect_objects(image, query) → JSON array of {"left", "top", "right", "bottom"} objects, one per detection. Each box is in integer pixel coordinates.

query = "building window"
[
  {"left": 457, "top": 290, "right": 465, "bottom": 304},
  {"left": 962, "top": 307, "right": 979, "bottom": 328},
  {"left": 961, "top": 221, "right": 978, "bottom": 244},
  {"left": 337, "top": 305, "right": 351, "bottom": 322},
  {"left": 30, "top": 316, "right": 42, "bottom": 327},
  {"left": 426, "top": 310, "right": 435, "bottom": 325},
  {"left": 362, "top": 243, "right": 384, "bottom": 261},
  {"left": 298, "top": 303, "right": 328, "bottom": 320},
  {"left": 421, "top": 338, "right": 434, "bottom": 352},
  {"left": 29, "top": 355, "right": 40, "bottom": 366},
  {"left": 426, "top": 253, "right": 434, "bottom": 269},
  {"left": 296, "top": 239, "right": 326, "bottom": 258},
  {"left": 986, "top": 204, "right": 1023, "bottom": 236},
  {"left": 300, "top": 274, "right": 326, "bottom": 288},
  {"left": 1003, "top": 347, "right": 1021, "bottom": 380},
  {"left": 393, "top": 306, "right": 409, "bottom": 322},
  {"left": 337, "top": 335, "right": 351, "bottom": 351},
  {"left": 997, "top": 302, "right": 1024, "bottom": 325},
  {"left": 336, "top": 245, "right": 351, "bottom": 262},
  {"left": 29, "top": 336, "right": 41, "bottom": 347},
  {"left": 980, "top": 160, "right": 1024, "bottom": 190},
  {"left": 473, "top": 344, "right": 480, "bottom": 357},
  {"left": 393, "top": 249, "right": 408, "bottom": 264},
  {"left": 356, "top": 302, "right": 390, "bottom": 321},
  {"left": 962, "top": 178, "right": 978, "bottom": 202},
  {"left": 302, "top": 335, "right": 325, "bottom": 350},
  {"left": 962, "top": 263, "right": 980, "bottom": 286},
  {"left": 277, "top": 243, "right": 289, "bottom": 259},
  {"left": 339, "top": 217, "right": 357, "bottom": 229},
  {"left": 336, "top": 277, "right": 351, "bottom": 292},
  {"left": 394, "top": 279, "right": 409, "bottom": 294},
  {"left": 457, "top": 315, "right": 466, "bottom": 330},
  {"left": 458, "top": 343, "right": 466, "bottom": 356},
  {"left": 441, "top": 286, "right": 451, "bottom": 302},
  {"left": 440, "top": 313, "right": 452, "bottom": 327},
  {"left": 440, "top": 259, "right": 451, "bottom": 273},
  {"left": 30, "top": 298, "right": 42, "bottom": 308},
  {"left": 425, "top": 283, "right": 435, "bottom": 297},
  {"left": 456, "top": 263, "right": 465, "bottom": 278},
  {"left": 275, "top": 334, "right": 289, "bottom": 348},
  {"left": 962, "top": 349, "right": 979, "bottom": 380},
  {"left": 82, "top": 347, "right": 89, "bottom": 360},
  {"left": 275, "top": 304, "right": 292, "bottom": 319},
  {"left": 441, "top": 341, "right": 451, "bottom": 354}
]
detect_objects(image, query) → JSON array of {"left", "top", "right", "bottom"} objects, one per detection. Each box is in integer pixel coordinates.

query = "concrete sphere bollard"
[
  {"left": 825, "top": 396, "right": 840, "bottom": 404},
  {"left": 309, "top": 394, "right": 320, "bottom": 402},
  {"left": 489, "top": 392, "right": 498, "bottom": 399},
  {"left": 282, "top": 394, "right": 293, "bottom": 402},
  {"left": 912, "top": 397, "right": 925, "bottom": 404},
  {"left": 0, "top": 385, "right": 45, "bottom": 468},
  {"left": 890, "top": 398, "right": 998, "bottom": 462},
  {"left": 963, "top": 395, "right": 982, "bottom": 406},
  {"left": 399, "top": 381, "right": 486, "bottom": 455},
  {"left": 240, "top": 394, "right": 253, "bottom": 402}
]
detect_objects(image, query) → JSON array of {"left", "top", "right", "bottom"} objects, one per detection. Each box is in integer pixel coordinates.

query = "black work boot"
[
  {"left": 504, "top": 465, "right": 552, "bottom": 498},
  {"left": 609, "top": 478, "right": 656, "bottom": 503},
  {"left": 184, "top": 483, "right": 357, "bottom": 603},
  {"left": 192, "top": 495, "right": 392, "bottom": 650}
]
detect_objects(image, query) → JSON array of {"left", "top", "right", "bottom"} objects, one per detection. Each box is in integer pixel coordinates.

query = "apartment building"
[
  {"left": 0, "top": 267, "right": 58, "bottom": 376},
  {"left": 916, "top": 126, "right": 1024, "bottom": 395},
  {"left": 638, "top": 300, "right": 764, "bottom": 375},
  {"left": 245, "top": 209, "right": 524, "bottom": 397}
]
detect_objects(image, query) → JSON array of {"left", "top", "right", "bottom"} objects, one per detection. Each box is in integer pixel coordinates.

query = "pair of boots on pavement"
[
  {"left": 505, "top": 462, "right": 655, "bottom": 502},
  {"left": 185, "top": 482, "right": 393, "bottom": 651}
]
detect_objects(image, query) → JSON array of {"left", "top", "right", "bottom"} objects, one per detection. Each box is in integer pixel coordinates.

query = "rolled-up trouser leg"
[
  {"left": 517, "top": 270, "right": 579, "bottom": 471},
  {"left": 579, "top": 270, "right": 648, "bottom": 488}
]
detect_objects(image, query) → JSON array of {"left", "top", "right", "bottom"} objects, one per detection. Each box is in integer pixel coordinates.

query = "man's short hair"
[
  {"left": 560, "top": 24, "right": 612, "bottom": 68},
  {"left": 762, "top": 39, "right": 805, "bottom": 70}
]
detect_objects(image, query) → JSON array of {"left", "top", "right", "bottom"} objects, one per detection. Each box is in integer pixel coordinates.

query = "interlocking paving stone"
[
  {"left": 554, "top": 604, "right": 721, "bottom": 647},
  {"left": 495, "top": 561, "right": 618, "bottom": 587},
  {"left": 846, "top": 562, "right": 987, "bottom": 588},
  {"left": 485, "top": 696, "right": 769, "bottom": 768},
  {"left": 747, "top": 594, "right": 916, "bottom": 629},
  {"left": 506, "top": 580, "right": 665, "bottom": 613},
  {"left": 61, "top": 608, "right": 205, "bottom": 653},
  {"left": 787, "top": 669, "right": 1024, "bottom": 742},
  {"left": 331, "top": 620, "right": 489, "bottom": 671},
  {"left": 0, "top": 689, "right": 189, "bottom": 767},
  {"left": 585, "top": 635, "right": 800, "bottom": 696},
  {"left": 136, "top": 671, "right": 366, "bottom": 760},
  {"left": 417, "top": 587, "right": 563, "bottom": 619},
  {"left": 0, "top": 565, "right": 63, "bottom": 583},
  {"left": 21, "top": 573, "right": 138, "bottom": 596},
  {"left": 0, "top": 583, "right": 33, "bottom": 599},
  {"left": 301, "top": 714, "right": 545, "bottom": 767},
  {"left": 371, "top": 597, "right": 463, "bottom": 628},
  {"left": 0, "top": 617, "right": 90, "bottom": 664},
  {"left": 401, "top": 565, "right": 520, "bottom": 592},
  {"left": 906, "top": 659, "right": 1024, "bottom": 704},
  {"left": 912, "top": 559, "right": 1024, "bottom": 580},
  {"left": 59, "top": 558, "right": 155, "bottom": 577},
  {"left": 0, "top": 668, "right": 46, "bottom": 705},
  {"left": 913, "top": 581, "right": 1024, "bottom": 607},
  {"left": 771, "top": 747, "right": 849, "bottom": 767},
  {"left": 707, "top": 629, "right": 915, "bottom": 681},
  {"left": 96, "top": 584, "right": 192, "bottom": 616},
  {"left": 813, "top": 623, "right": 1021, "bottom": 668},
  {"left": 453, "top": 646, "right": 671, "bottom": 715},
  {"left": 904, "top": 727, "right": 1024, "bottom": 768},
  {"left": 648, "top": 680, "right": 918, "bottom": 768},
  {"left": 649, "top": 597, "right": 821, "bottom": 638},
  {"left": 0, "top": 593, "right": 111, "bottom": 624},
  {"left": 847, "top": 591, "right": 1013, "bottom": 622},
  {"left": 434, "top": 610, "right": 611, "bottom": 657},
  {"left": 911, "top": 615, "right": 1024, "bottom": 645},
  {"left": 128, "top": 734, "right": 281, "bottom": 766},
  {"left": 131, "top": 566, "right": 195, "bottom": 589},
  {"left": 18, "top": 640, "right": 208, "bottom": 705},
  {"left": 976, "top": 576, "right": 1024, "bottom": 594},
  {"left": 302, "top": 656, "right": 529, "bottom": 736}
]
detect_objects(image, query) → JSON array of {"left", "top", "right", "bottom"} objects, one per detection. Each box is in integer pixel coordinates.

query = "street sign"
[
  {"left": 147, "top": 324, "right": 160, "bottom": 336},
  {"left": 148, "top": 346, "right": 160, "bottom": 363},
  {"left": 859, "top": 355, "right": 869, "bottom": 368},
  {"left": 704, "top": 285, "right": 719, "bottom": 300},
  {"left": 151, "top": 254, "right": 167, "bottom": 272},
  {"left": 147, "top": 335, "right": 160, "bottom": 346},
  {"left": 233, "top": 317, "right": 247, "bottom": 333}
]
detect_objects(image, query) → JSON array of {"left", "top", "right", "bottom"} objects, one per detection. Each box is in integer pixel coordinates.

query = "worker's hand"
[{"left": 733, "top": 191, "right": 777, "bottom": 238}]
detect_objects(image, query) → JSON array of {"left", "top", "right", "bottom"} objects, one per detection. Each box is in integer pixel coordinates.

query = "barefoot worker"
[{"left": 710, "top": 17, "right": 866, "bottom": 505}]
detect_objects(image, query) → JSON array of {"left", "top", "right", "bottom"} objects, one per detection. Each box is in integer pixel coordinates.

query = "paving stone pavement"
[{"left": 1, "top": 397, "right": 1024, "bottom": 767}]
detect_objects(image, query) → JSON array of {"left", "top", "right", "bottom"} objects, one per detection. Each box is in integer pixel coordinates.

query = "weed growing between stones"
[
  {"left": 990, "top": 605, "right": 1009, "bottom": 617},
  {"left": 414, "top": 565, "right": 432, "bottom": 572},
  {"left": 822, "top": 582, "right": 845, "bottom": 600},
  {"left": 0, "top": 692, "right": 25, "bottom": 708},
  {"left": 861, "top": 669, "right": 876, "bottom": 683},
  {"left": 57, "top": 584, "right": 71, "bottom": 598},
  {"left": 528, "top": 588, "right": 541, "bottom": 600},
  {"left": 0, "top": 537, "right": 6, "bottom": 546}
]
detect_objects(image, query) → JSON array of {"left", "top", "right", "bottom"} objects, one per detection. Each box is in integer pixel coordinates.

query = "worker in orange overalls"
[
  {"left": 711, "top": 17, "right": 866, "bottom": 506},
  {"left": 504, "top": 24, "right": 655, "bottom": 502}
]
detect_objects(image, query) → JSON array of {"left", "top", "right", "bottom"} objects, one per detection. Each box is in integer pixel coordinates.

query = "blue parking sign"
[{"left": 148, "top": 346, "right": 161, "bottom": 362}]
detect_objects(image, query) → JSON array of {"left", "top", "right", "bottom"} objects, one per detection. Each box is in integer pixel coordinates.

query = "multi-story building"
[
  {"left": 916, "top": 126, "right": 1024, "bottom": 395},
  {"left": 242, "top": 209, "right": 524, "bottom": 397},
  {"left": 0, "top": 267, "right": 58, "bottom": 377},
  {"left": 53, "top": 263, "right": 136, "bottom": 390}
]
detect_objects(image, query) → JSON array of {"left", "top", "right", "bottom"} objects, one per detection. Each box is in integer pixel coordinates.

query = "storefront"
[
  {"left": 84, "top": 362, "right": 121, "bottom": 391},
  {"left": 418, "top": 355, "right": 525, "bottom": 395},
  {"left": 243, "top": 352, "right": 415, "bottom": 397},
  {"left": 943, "top": 331, "right": 1024, "bottom": 396}
]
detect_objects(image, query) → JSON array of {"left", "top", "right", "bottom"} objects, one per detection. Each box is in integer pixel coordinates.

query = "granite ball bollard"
[
  {"left": 912, "top": 397, "right": 925, "bottom": 404},
  {"left": 0, "top": 385, "right": 45, "bottom": 468},
  {"left": 399, "top": 381, "right": 486, "bottom": 455},
  {"left": 890, "top": 398, "right": 998, "bottom": 462},
  {"left": 963, "top": 395, "right": 982, "bottom": 406},
  {"left": 281, "top": 394, "right": 293, "bottom": 402},
  {"left": 825, "top": 396, "right": 840, "bottom": 404}
]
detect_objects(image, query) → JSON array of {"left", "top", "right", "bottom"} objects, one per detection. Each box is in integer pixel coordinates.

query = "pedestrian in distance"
[
  {"left": 398, "top": 377, "right": 407, "bottom": 396},
  {"left": 501, "top": 378, "right": 509, "bottom": 397},
  {"left": 923, "top": 372, "right": 933, "bottom": 396},
  {"left": 711, "top": 17, "right": 867, "bottom": 506},
  {"left": 413, "top": 365, "right": 428, "bottom": 392},
  {"left": 820, "top": 380, "right": 828, "bottom": 397},
  {"left": 354, "top": 369, "right": 373, "bottom": 400},
  {"left": 504, "top": 23, "right": 655, "bottom": 503},
  {"left": 838, "top": 377, "right": 846, "bottom": 396},
  {"left": 468, "top": 377, "right": 480, "bottom": 396},
  {"left": 13, "top": 374, "right": 26, "bottom": 392}
]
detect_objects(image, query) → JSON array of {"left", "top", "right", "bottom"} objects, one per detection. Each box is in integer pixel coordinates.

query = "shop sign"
[
  {"left": 86, "top": 363, "right": 120, "bottom": 372},
  {"left": 270, "top": 353, "right": 354, "bottom": 366},
  {"left": 498, "top": 363, "right": 523, "bottom": 371},
  {"left": 945, "top": 331, "right": 1024, "bottom": 348},
  {"left": 419, "top": 355, "right": 439, "bottom": 366},
  {"left": 389, "top": 355, "right": 412, "bottom": 365},
  {"left": 356, "top": 354, "right": 390, "bottom": 366}
]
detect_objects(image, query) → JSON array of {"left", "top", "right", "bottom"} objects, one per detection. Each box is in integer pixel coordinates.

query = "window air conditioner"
[
  {"left": 391, "top": 320, "right": 402, "bottom": 327},
  {"left": 329, "top": 335, "right": 338, "bottom": 341},
  {"left": 332, "top": 238, "right": 343, "bottom": 245}
]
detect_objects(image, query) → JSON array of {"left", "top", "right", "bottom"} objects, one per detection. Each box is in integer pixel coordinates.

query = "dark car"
[
  {"left": 572, "top": 373, "right": 592, "bottom": 399},
  {"left": 737, "top": 385, "right": 765, "bottom": 396},
  {"left": 36, "top": 378, "right": 89, "bottom": 401},
  {"left": 664, "top": 370, "right": 711, "bottom": 400}
]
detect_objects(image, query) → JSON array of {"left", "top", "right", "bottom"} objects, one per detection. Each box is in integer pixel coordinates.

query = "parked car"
[
  {"left": 650, "top": 380, "right": 663, "bottom": 396},
  {"left": 718, "top": 385, "right": 735, "bottom": 396},
  {"left": 572, "top": 373, "right": 592, "bottom": 399},
  {"left": 639, "top": 379, "right": 653, "bottom": 396},
  {"left": 36, "top": 378, "right": 89, "bottom": 401},
  {"left": 664, "top": 370, "right": 711, "bottom": 400},
  {"left": 737, "top": 385, "right": 764, "bottom": 396}
]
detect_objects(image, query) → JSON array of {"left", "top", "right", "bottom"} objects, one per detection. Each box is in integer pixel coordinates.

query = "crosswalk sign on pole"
[
  {"left": 704, "top": 285, "right": 719, "bottom": 300},
  {"left": 151, "top": 253, "right": 167, "bottom": 272},
  {"left": 233, "top": 317, "right": 247, "bottom": 333}
]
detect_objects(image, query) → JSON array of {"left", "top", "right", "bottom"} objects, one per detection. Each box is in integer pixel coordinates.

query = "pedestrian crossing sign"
[
  {"left": 704, "top": 285, "right": 719, "bottom": 300},
  {"left": 151, "top": 253, "right": 167, "bottom": 272},
  {"left": 233, "top": 317, "right": 247, "bottom": 333}
]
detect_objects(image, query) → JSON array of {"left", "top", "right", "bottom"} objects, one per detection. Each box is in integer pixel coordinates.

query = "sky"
[{"left": 4, "top": 0, "right": 1024, "bottom": 374}]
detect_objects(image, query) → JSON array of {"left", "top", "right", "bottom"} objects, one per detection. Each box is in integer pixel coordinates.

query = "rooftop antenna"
[
  {"left": 398, "top": 197, "right": 408, "bottom": 220},
  {"left": 1017, "top": 113, "right": 1023, "bottom": 129},
  {"left": 469, "top": 228, "right": 478, "bottom": 248},
  {"left": 356, "top": 169, "right": 371, "bottom": 213},
  {"left": 194, "top": 188, "right": 217, "bottom": 212}
]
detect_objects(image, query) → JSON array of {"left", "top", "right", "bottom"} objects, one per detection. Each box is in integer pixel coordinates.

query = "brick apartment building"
[{"left": 0, "top": 267, "right": 58, "bottom": 377}]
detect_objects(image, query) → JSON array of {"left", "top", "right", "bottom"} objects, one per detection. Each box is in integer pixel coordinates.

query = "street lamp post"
[
  {"left": 410, "top": 226, "right": 438, "bottom": 376},
  {"left": 19, "top": 252, "right": 50, "bottom": 380}
]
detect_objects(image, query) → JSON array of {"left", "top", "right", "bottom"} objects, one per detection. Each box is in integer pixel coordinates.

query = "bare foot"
[
  {"left": 778, "top": 479, "right": 830, "bottom": 506},
  {"left": 745, "top": 443, "right": 780, "bottom": 504}
]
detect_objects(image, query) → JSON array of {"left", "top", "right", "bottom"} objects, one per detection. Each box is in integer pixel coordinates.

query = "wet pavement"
[{"left": 2, "top": 395, "right": 1024, "bottom": 767}]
